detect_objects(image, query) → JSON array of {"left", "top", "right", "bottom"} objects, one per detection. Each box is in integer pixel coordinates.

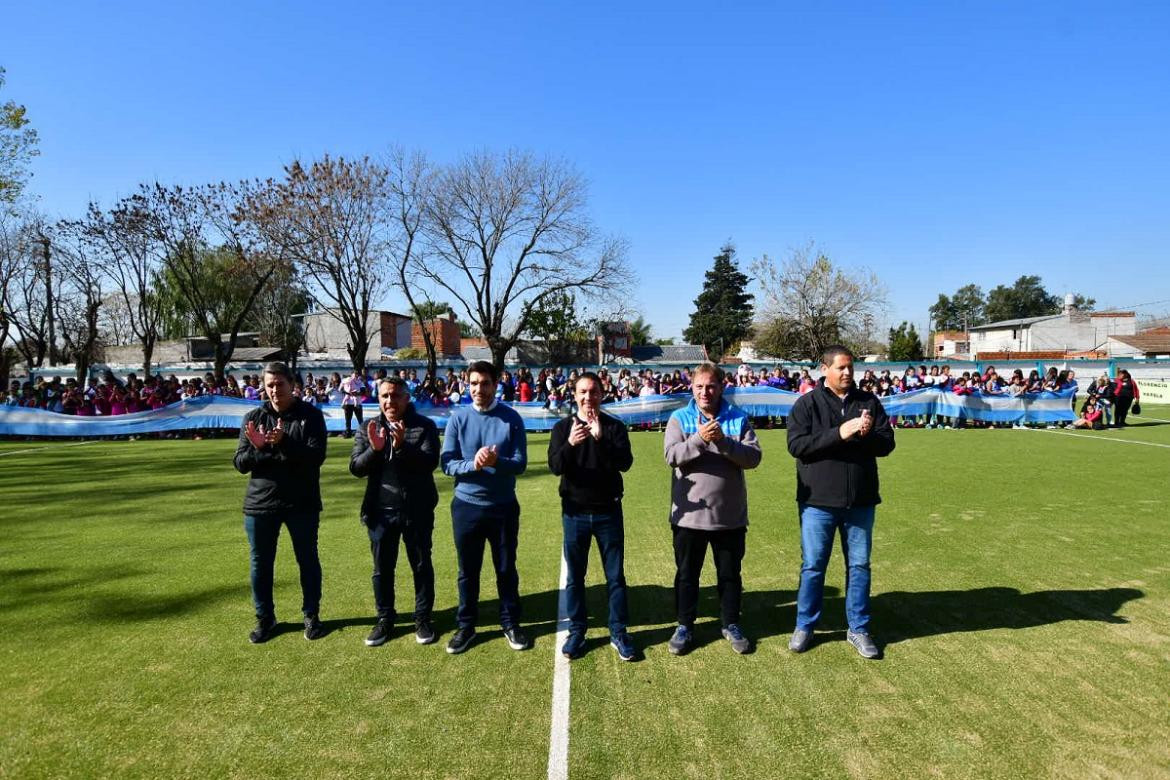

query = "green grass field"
[{"left": 3, "top": 408, "right": 1169, "bottom": 779}]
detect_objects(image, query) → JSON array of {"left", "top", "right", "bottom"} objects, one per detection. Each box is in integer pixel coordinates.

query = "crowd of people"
[{"left": 1, "top": 361, "right": 1144, "bottom": 431}]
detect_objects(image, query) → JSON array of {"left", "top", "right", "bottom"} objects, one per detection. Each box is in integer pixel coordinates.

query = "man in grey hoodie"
[{"left": 663, "top": 362, "right": 762, "bottom": 655}]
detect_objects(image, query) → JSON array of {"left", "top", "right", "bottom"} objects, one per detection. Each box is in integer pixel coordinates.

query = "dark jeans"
[
  {"left": 343, "top": 404, "right": 364, "bottom": 433},
  {"left": 562, "top": 510, "right": 629, "bottom": 636},
  {"left": 244, "top": 511, "right": 321, "bottom": 620},
  {"left": 451, "top": 498, "right": 522, "bottom": 629},
  {"left": 672, "top": 525, "right": 746, "bottom": 629},
  {"left": 369, "top": 510, "right": 435, "bottom": 622}
]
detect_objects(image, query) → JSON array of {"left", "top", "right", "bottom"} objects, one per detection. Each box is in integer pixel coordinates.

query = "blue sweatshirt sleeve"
[
  {"left": 441, "top": 415, "right": 478, "bottom": 476},
  {"left": 493, "top": 417, "right": 527, "bottom": 475}
]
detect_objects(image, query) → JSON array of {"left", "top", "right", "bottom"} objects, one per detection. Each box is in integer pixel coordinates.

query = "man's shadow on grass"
[{"left": 534, "top": 583, "right": 1142, "bottom": 654}]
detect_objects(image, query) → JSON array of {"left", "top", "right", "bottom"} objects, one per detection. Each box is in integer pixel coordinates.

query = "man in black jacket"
[
  {"left": 350, "top": 377, "right": 441, "bottom": 647},
  {"left": 786, "top": 346, "right": 895, "bottom": 659},
  {"left": 233, "top": 361, "right": 328, "bottom": 644},
  {"left": 547, "top": 371, "right": 637, "bottom": 661}
]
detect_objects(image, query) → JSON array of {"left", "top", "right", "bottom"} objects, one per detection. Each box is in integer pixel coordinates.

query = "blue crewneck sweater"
[{"left": 440, "top": 402, "right": 528, "bottom": 505}]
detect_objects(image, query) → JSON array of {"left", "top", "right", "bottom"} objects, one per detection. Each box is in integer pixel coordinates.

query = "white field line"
[
  {"left": 547, "top": 553, "right": 571, "bottom": 780},
  {"left": 1030, "top": 427, "right": 1170, "bottom": 449},
  {"left": 0, "top": 440, "right": 99, "bottom": 458}
]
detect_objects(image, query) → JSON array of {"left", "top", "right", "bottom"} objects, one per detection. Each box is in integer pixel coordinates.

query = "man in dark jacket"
[
  {"left": 349, "top": 377, "right": 441, "bottom": 647},
  {"left": 786, "top": 345, "right": 895, "bottom": 659},
  {"left": 548, "top": 371, "right": 636, "bottom": 661},
  {"left": 233, "top": 361, "right": 328, "bottom": 644}
]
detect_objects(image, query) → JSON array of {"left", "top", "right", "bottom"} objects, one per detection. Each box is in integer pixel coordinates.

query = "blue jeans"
[
  {"left": 795, "top": 504, "right": 875, "bottom": 633},
  {"left": 562, "top": 510, "right": 629, "bottom": 637},
  {"left": 451, "top": 498, "right": 522, "bottom": 629},
  {"left": 244, "top": 512, "right": 322, "bottom": 620}
]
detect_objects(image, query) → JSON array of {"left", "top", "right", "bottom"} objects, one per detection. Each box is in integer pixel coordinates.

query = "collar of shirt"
[{"left": 472, "top": 399, "right": 499, "bottom": 413}]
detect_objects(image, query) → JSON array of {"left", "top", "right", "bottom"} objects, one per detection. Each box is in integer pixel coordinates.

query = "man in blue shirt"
[{"left": 440, "top": 360, "right": 530, "bottom": 654}]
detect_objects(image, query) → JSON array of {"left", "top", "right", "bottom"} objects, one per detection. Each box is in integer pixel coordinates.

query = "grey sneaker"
[
  {"left": 721, "top": 624, "right": 751, "bottom": 654},
  {"left": 667, "top": 625, "right": 693, "bottom": 656},
  {"left": 789, "top": 627, "right": 813, "bottom": 653},
  {"left": 847, "top": 629, "right": 880, "bottom": 659}
]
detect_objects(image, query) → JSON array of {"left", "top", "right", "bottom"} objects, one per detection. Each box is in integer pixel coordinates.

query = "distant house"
[
  {"left": 1107, "top": 327, "right": 1170, "bottom": 359},
  {"left": 967, "top": 299, "right": 1135, "bottom": 359},
  {"left": 931, "top": 330, "right": 970, "bottom": 360},
  {"left": 295, "top": 309, "right": 413, "bottom": 363}
]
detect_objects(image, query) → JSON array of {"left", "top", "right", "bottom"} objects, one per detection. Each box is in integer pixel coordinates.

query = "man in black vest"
[
  {"left": 548, "top": 371, "right": 637, "bottom": 660},
  {"left": 234, "top": 361, "right": 328, "bottom": 644},
  {"left": 350, "top": 377, "right": 441, "bottom": 647}
]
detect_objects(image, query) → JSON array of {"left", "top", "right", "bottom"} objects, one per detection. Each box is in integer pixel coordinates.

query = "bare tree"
[
  {"left": 422, "top": 150, "right": 632, "bottom": 370},
  {"left": 751, "top": 244, "right": 889, "bottom": 361},
  {"left": 97, "top": 291, "right": 136, "bottom": 347},
  {"left": 5, "top": 214, "right": 53, "bottom": 370},
  {"left": 246, "top": 155, "right": 393, "bottom": 375},
  {"left": 133, "top": 182, "right": 281, "bottom": 381},
  {"left": 0, "top": 211, "right": 27, "bottom": 384},
  {"left": 248, "top": 261, "right": 310, "bottom": 369},
  {"left": 385, "top": 148, "right": 442, "bottom": 379},
  {"left": 49, "top": 221, "right": 106, "bottom": 382},
  {"left": 70, "top": 200, "right": 165, "bottom": 376}
]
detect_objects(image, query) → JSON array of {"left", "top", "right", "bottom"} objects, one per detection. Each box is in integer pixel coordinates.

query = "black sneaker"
[
  {"left": 503, "top": 626, "right": 531, "bottom": 651},
  {"left": 249, "top": 615, "right": 277, "bottom": 644},
  {"left": 414, "top": 618, "right": 437, "bottom": 645},
  {"left": 365, "top": 618, "right": 392, "bottom": 647},
  {"left": 303, "top": 613, "right": 325, "bottom": 641},
  {"left": 561, "top": 631, "right": 586, "bottom": 659},
  {"left": 446, "top": 626, "right": 476, "bottom": 654}
]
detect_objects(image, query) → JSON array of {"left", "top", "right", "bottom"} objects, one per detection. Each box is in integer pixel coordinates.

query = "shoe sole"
[
  {"left": 667, "top": 644, "right": 690, "bottom": 656},
  {"left": 610, "top": 641, "right": 635, "bottom": 661},
  {"left": 507, "top": 639, "right": 529, "bottom": 651},
  {"left": 365, "top": 635, "right": 390, "bottom": 647},
  {"left": 415, "top": 633, "right": 437, "bottom": 645}
]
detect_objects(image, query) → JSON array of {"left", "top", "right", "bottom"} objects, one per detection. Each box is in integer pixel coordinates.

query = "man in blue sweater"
[{"left": 440, "top": 361, "right": 530, "bottom": 654}]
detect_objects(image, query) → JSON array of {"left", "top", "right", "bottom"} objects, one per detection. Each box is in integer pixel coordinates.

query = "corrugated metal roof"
[
  {"left": 631, "top": 344, "right": 708, "bottom": 364},
  {"left": 968, "top": 314, "right": 1061, "bottom": 331}
]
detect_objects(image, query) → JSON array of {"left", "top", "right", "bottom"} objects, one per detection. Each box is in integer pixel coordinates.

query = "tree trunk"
[{"left": 142, "top": 337, "right": 155, "bottom": 379}]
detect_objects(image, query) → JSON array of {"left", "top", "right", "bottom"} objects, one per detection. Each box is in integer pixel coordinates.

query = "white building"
[{"left": 967, "top": 297, "right": 1135, "bottom": 357}]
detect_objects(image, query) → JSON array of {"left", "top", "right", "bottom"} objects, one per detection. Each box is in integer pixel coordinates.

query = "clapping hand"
[
  {"left": 245, "top": 420, "right": 267, "bottom": 449},
  {"left": 586, "top": 411, "right": 602, "bottom": 440},
  {"left": 474, "top": 445, "right": 499, "bottom": 470},
  {"left": 698, "top": 413, "right": 724, "bottom": 443},
  {"left": 568, "top": 419, "right": 590, "bottom": 446},
  {"left": 858, "top": 409, "right": 873, "bottom": 437},
  {"left": 265, "top": 418, "right": 285, "bottom": 446},
  {"left": 388, "top": 421, "right": 405, "bottom": 450},
  {"left": 367, "top": 420, "right": 387, "bottom": 451}
]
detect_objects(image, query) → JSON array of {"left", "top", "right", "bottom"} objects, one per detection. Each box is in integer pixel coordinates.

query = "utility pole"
[{"left": 37, "top": 229, "right": 54, "bottom": 367}]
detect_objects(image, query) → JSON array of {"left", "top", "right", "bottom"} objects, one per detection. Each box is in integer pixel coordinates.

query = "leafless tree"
[
  {"left": 50, "top": 221, "right": 106, "bottom": 382},
  {"left": 69, "top": 200, "right": 166, "bottom": 376},
  {"left": 4, "top": 214, "right": 53, "bottom": 371},
  {"left": 751, "top": 243, "right": 889, "bottom": 362},
  {"left": 132, "top": 182, "right": 281, "bottom": 381},
  {"left": 0, "top": 211, "right": 28, "bottom": 384},
  {"left": 245, "top": 155, "right": 393, "bottom": 375},
  {"left": 384, "top": 148, "right": 443, "bottom": 379},
  {"left": 422, "top": 150, "right": 632, "bottom": 370}
]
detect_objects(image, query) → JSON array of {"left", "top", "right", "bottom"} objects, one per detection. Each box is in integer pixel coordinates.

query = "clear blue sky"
[{"left": 5, "top": 1, "right": 1169, "bottom": 340}]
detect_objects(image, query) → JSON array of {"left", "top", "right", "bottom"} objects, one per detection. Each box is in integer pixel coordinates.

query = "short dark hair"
[
  {"left": 692, "top": 361, "right": 724, "bottom": 382},
  {"left": 467, "top": 360, "right": 498, "bottom": 382},
  {"left": 263, "top": 361, "right": 295, "bottom": 383},
  {"left": 575, "top": 371, "right": 602, "bottom": 389},
  {"left": 820, "top": 345, "right": 855, "bottom": 367},
  {"left": 377, "top": 377, "right": 409, "bottom": 394}
]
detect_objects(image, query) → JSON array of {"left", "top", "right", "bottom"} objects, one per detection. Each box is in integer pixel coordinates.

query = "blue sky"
[{"left": 5, "top": 1, "right": 1169, "bottom": 339}]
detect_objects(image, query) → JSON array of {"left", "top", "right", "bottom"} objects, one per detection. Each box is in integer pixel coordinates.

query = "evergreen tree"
[
  {"left": 683, "top": 242, "right": 753, "bottom": 361},
  {"left": 887, "top": 321, "right": 925, "bottom": 361}
]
